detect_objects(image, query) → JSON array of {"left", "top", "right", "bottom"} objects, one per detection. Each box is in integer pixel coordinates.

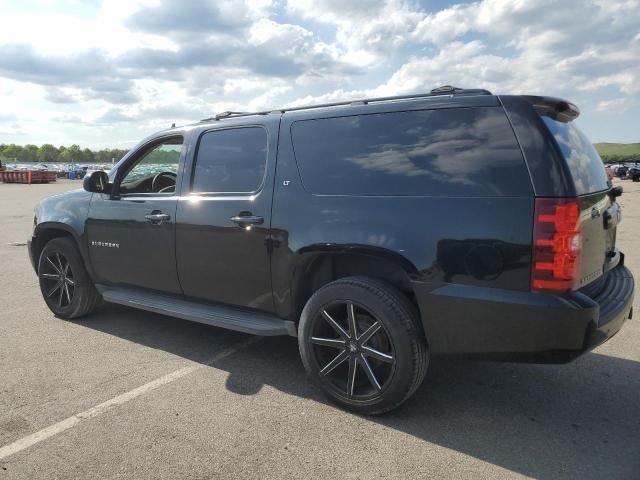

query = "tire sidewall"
[
  {"left": 38, "top": 237, "right": 92, "bottom": 318},
  {"left": 299, "top": 279, "right": 423, "bottom": 413}
]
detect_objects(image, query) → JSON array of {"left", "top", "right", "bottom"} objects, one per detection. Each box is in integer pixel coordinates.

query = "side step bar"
[{"left": 97, "top": 286, "right": 297, "bottom": 337}]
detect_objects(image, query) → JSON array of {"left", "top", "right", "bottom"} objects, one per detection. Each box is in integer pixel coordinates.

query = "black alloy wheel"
[
  {"left": 38, "top": 237, "right": 101, "bottom": 319},
  {"left": 40, "top": 251, "right": 75, "bottom": 309},
  {"left": 309, "top": 301, "right": 395, "bottom": 400}
]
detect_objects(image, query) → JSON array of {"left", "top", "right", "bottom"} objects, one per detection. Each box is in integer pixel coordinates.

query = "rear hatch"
[{"left": 537, "top": 103, "right": 620, "bottom": 291}]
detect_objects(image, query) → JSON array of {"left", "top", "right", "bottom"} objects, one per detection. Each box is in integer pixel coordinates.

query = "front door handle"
[
  {"left": 145, "top": 212, "right": 171, "bottom": 224},
  {"left": 230, "top": 214, "right": 264, "bottom": 226}
]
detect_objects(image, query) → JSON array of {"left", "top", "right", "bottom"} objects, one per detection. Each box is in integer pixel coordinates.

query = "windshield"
[{"left": 541, "top": 117, "right": 610, "bottom": 195}]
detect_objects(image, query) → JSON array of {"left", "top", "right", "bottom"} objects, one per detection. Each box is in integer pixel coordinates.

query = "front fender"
[
  {"left": 34, "top": 189, "right": 92, "bottom": 236},
  {"left": 31, "top": 189, "right": 93, "bottom": 276}
]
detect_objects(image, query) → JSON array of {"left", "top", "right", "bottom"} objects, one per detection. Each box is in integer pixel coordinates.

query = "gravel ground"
[{"left": 0, "top": 178, "right": 638, "bottom": 479}]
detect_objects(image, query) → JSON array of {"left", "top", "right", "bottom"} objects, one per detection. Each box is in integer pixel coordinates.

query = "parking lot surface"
[{"left": 0, "top": 179, "right": 638, "bottom": 479}]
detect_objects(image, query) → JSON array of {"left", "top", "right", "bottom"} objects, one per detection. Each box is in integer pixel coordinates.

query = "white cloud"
[
  {"left": 286, "top": 0, "right": 640, "bottom": 96},
  {"left": 0, "top": 0, "right": 639, "bottom": 146},
  {"left": 595, "top": 98, "right": 632, "bottom": 113}
]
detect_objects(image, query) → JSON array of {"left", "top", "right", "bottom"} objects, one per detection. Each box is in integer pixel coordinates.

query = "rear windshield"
[
  {"left": 291, "top": 107, "right": 532, "bottom": 197},
  {"left": 541, "top": 117, "right": 610, "bottom": 195}
]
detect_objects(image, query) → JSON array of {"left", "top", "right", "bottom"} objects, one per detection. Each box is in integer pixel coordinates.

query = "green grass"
[{"left": 594, "top": 143, "right": 640, "bottom": 157}]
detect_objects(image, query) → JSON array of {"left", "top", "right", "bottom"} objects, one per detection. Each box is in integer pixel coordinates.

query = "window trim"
[
  {"left": 113, "top": 134, "right": 185, "bottom": 198},
  {"left": 188, "top": 125, "right": 269, "bottom": 197}
]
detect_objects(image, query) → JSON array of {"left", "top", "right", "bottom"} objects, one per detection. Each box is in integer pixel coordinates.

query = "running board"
[{"left": 97, "top": 286, "right": 296, "bottom": 337}]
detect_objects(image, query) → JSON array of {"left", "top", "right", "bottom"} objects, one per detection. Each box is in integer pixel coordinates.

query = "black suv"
[{"left": 29, "top": 87, "right": 634, "bottom": 414}]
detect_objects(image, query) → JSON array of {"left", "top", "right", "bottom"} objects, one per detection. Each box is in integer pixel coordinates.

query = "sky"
[{"left": 0, "top": 0, "right": 638, "bottom": 148}]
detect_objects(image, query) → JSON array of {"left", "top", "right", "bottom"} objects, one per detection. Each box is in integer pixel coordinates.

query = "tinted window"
[
  {"left": 192, "top": 127, "right": 267, "bottom": 193},
  {"left": 541, "top": 117, "right": 610, "bottom": 195},
  {"left": 291, "top": 107, "right": 531, "bottom": 196}
]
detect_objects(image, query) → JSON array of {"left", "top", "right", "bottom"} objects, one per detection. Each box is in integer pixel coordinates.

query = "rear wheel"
[
  {"left": 38, "top": 237, "right": 101, "bottom": 319},
  {"left": 298, "top": 277, "right": 428, "bottom": 415}
]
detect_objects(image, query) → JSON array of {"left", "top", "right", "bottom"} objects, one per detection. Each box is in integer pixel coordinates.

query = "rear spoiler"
[{"left": 522, "top": 96, "right": 580, "bottom": 123}]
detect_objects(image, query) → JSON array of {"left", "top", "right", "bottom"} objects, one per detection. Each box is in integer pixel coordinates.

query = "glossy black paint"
[
  {"left": 30, "top": 189, "right": 95, "bottom": 278},
  {"left": 175, "top": 119, "right": 281, "bottom": 311},
  {"left": 86, "top": 193, "right": 182, "bottom": 294},
  {"left": 28, "top": 92, "right": 634, "bottom": 360},
  {"left": 271, "top": 101, "right": 535, "bottom": 321},
  {"left": 411, "top": 262, "right": 633, "bottom": 359},
  {"left": 82, "top": 134, "right": 187, "bottom": 294}
]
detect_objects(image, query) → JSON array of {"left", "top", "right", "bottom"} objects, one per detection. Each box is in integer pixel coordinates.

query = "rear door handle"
[
  {"left": 144, "top": 212, "right": 171, "bottom": 224},
  {"left": 230, "top": 215, "right": 264, "bottom": 226}
]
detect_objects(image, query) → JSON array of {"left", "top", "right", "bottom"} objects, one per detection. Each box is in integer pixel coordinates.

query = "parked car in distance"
[
  {"left": 28, "top": 87, "right": 634, "bottom": 414},
  {"left": 627, "top": 166, "right": 640, "bottom": 182},
  {"left": 614, "top": 165, "right": 629, "bottom": 177},
  {"left": 33, "top": 163, "right": 55, "bottom": 171}
]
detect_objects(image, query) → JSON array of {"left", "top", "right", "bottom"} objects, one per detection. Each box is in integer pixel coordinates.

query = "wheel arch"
[
  {"left": 32, "top": 223, "right": 92, "bottom": 277},
  {"left": 289, "top": 246, "right": 422, "bottom": 328}
]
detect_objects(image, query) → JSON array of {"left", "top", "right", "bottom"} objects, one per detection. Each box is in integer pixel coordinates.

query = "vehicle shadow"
[{"left": 80, "top": 303, "right": 640, "bottom": 480}]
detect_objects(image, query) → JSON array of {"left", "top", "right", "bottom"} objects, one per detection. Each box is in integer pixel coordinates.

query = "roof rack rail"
[
  {"left": 199, "top": 111, "right": 253, "bottom": 122},
  {"left": 199, "top": 86, "right": 492, "bottom": 123},
  {"left": 430, "top": 85, "right": 492, "bottom": 96}
]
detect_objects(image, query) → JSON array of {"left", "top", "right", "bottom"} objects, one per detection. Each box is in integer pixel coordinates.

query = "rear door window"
[
  {"left": 541, "top": 117, "right": 610, "bottom": 195},
  {"left": 290, "top": 107, "right": 532, "bottom": 197},
  {"left": 192, "top": 127, "right": 267, "bottom": 194}
]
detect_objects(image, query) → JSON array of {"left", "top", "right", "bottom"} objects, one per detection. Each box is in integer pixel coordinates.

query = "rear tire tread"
[{"left": 299, "top": 276, "right": 428, "bottom": 415}]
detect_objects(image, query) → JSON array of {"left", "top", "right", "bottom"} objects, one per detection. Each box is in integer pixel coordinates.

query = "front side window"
[
  {"left": 192, "top": 127, "right": 267, "bottom": 194},
  {"left": 120, "top": 137, "right": 183, "bottom": 194}
]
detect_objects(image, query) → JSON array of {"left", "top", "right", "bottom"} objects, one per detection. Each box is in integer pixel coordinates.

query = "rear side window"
[
  {"left": 291, "top": 107, "right": 531, "bottom": 196},
  {"left": 192, "top": 127, "right": 267, "bottom": 193},
  {"left": 541, "top": 117, "right": 610, "bottom": 195}
]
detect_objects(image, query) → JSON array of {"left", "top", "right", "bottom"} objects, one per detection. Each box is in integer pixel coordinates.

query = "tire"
[
  {"left": 298, "top": 276, "right": 428, "bottom": 415},
  {"left": 38, "top": 237, "right": 101, "bottom": 319}
]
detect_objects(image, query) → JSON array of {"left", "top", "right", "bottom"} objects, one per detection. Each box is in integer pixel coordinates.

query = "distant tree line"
[
  {"left": 2, "top": 142, "right": 638, "bottom": 166},
  {"left": 0, "top": 143, "right": 128, "bottom": 164}
]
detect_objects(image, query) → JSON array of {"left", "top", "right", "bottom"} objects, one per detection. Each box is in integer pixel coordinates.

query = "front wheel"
[
  {"left": 38, "top": 237, "right": 101, "bottom": 319},
  {"left": 298, "top": 277, "right": 428, "bottom": 415}
]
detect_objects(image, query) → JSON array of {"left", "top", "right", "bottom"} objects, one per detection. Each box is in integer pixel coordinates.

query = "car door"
[
  {"left": 175, "top": 121, "right": 277, "bottom": 312},
  {"left": 85, "top": 135, "right": 185, "bottom": 294}
]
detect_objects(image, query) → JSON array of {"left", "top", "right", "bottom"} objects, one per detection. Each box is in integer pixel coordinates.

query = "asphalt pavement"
[{"left": 0, "top": 179, "right": 638, "bottom": 479}]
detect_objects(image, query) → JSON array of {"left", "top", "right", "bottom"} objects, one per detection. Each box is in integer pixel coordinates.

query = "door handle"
[
  {"left": 230, "top": 214, "right": 264, "bottom": 226},
  {"left": 144, "top": 212, "right": 171, "bottom": 224}
]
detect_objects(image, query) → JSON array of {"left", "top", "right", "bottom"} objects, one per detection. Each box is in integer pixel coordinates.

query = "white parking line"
[{"left": 0, "top": 336, "right": 261, "bottom": 461}]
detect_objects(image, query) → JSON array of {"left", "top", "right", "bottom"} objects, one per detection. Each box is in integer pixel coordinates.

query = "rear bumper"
[
  {"left": 412, "top": 262, "right": 634, "bottom": 363},
  {"left": 582, "top": 263, "right": 634, "bottom": 352}
]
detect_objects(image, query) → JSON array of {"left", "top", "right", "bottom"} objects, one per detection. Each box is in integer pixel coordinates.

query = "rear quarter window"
[
  {"left": 541, "top": 117, "right": 610, "bottom": 195},
  {"left": 290, "top": 107, "right": 532, "bottom": 197}
]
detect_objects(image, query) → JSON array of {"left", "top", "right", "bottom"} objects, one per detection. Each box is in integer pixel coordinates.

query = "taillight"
[{"left": 531, "top": 198, "right": 581, "bottom": 293}]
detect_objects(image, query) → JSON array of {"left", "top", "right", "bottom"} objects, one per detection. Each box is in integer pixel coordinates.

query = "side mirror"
[
  {"left": 608, "top": 185, "right": 623, "bottom": 200},
  {"left": 83, "top": 170, "right": 111, "bottom": 194}
]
